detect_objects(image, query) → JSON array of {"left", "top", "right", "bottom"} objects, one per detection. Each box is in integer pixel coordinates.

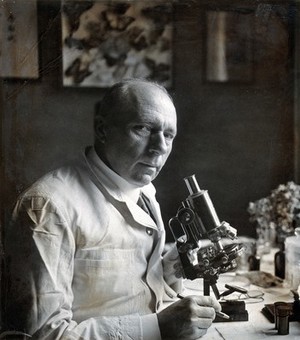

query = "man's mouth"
[{"left": 140, "top": 162, "right": 160, "bottom": 169}]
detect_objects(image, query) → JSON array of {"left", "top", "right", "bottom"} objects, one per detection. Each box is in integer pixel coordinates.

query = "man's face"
[{"left": 100, "top": 85, "right": 177, "bottom": 187}]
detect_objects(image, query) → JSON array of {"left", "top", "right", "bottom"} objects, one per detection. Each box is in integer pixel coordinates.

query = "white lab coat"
[{"left": 2, "top": 148, "right": 181, "bottom": 340}]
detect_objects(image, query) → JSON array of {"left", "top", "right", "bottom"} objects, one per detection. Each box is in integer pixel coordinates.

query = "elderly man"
[{"left": 2, "top": 79, "right": 221, "bottom": 339}]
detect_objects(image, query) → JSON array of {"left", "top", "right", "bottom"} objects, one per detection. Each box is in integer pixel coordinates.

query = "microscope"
[{"left": 169, "top": 174, "right": 247, "bottom": 321}]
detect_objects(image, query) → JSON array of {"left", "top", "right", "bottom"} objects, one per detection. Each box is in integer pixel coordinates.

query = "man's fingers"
[
  {"left": 179, "top": 295, "right": 219, "bottom": 320},
  {"left": 191, "top": 327, "right": 209, "bottom": 340},
  {"left": 194, "top": 306, "right": 216, "bottom": 319},
  {"left": 174, "top": 262, "right": 184, "bottom": 278},
  {"left": 198, "top": 319, "right": 214, "bottom": 331},
  {"left": 164, "top": 243, "right": 180, "bottom": 261},
  {"left": 193, "top": 295, "right": 222, "bottom": 313}
]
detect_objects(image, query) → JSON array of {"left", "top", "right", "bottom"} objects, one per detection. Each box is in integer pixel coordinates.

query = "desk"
[
  {"left": 205, "top": 284, "right": 300, "bottom": 339},
  {"left": 181, "top": 249, "right": 300, "bottom": 339}
]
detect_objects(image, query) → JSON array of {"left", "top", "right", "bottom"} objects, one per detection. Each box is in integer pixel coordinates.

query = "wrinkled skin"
[{"left": 94, "top": 82, "right": 177, "bottom": 187}]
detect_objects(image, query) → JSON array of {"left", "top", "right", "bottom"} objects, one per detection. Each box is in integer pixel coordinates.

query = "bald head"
[
  {"left": 94, "top": 78, "right": 177, "bottom": 186},
  {"left": 94, "top": 78, "right": 174, "bottom": 127}
]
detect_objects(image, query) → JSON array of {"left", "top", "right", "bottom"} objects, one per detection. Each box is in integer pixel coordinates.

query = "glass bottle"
[
  {"left": 285, "top": 227, "right": 300, "bottom": 289},
  {"left": 274, "top": 237, "right": 285, "bottom": 279}
]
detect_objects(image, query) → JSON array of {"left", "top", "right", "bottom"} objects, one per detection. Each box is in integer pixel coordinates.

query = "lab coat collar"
[{"left": 84, "top": 147, "right": 160, "bottom": 231}]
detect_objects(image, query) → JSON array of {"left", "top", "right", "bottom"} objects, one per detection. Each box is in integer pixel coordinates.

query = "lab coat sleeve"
[{"left": 1, "top": 196, "right": 154, "bottom": 340}]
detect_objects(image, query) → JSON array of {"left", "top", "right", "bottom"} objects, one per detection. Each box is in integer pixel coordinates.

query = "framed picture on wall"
[
  {"left": 0, "top": 0, "right": 39, "bottom": 79},
  {"left": 205, "top": 8, "right": 254, "bottom": 83},
  {"left": 61, "top": 0, "right": 173, "bottom": 88}
]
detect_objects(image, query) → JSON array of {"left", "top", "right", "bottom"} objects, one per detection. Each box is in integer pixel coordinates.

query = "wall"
[
  {"left": 158, "top": 1, "right": 295, "bottom": 240},
  {"left": 0, "top": 0, "right": 296, "bottom": 241}
]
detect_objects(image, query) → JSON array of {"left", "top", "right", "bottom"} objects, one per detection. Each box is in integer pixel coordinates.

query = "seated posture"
[{"left": 2, "top": 79, "right": 220, "bottom": 339}]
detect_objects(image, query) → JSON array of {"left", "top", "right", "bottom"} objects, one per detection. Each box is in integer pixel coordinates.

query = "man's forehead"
[
  {"left": 127, "top": 81, "right": 169, "bottom": 98},
  {"left": 115, "top": 84, "right": 173, "bottom": 115}
]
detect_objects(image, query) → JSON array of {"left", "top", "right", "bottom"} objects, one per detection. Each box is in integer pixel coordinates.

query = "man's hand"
[
  {"left": 157, "top": 295, "right": 221, "bottom": 340},
  {"left": 162, "top": 243, "right": 184, "bottom": 281}
]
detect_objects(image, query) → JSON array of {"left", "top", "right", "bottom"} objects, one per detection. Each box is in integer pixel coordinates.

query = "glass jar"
[
  {"left": 256, "top": 225, "right": 271, "bottom": 255},
  {"left": 285, "top": 227, "right": 300, "bottom": 289}
]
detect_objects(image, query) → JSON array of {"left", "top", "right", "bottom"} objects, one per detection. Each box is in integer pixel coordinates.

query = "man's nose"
[{"left": 149, "top": 132, "right": 169, "bottom": 155}]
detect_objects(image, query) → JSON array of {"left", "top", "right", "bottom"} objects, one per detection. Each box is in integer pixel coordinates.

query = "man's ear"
[{"left": 94, "top": 116, "right": 107, "bottom": 143}]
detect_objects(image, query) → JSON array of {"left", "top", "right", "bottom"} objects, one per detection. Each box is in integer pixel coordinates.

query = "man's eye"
[
  {"left": 164, "top": 132, "right": 175, "bottom": 141},
  {"left": 133, "top": 125, "right": 151, "bottom": 134}
]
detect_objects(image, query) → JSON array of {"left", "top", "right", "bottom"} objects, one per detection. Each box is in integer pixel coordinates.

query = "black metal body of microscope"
[{"left": 169, "top": 175, "right": 248, "bottom": 322}]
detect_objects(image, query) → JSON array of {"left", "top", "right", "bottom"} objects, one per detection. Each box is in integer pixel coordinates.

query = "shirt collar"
[{"left": 87, "top": 147, "right": 142, "bottom": 203}]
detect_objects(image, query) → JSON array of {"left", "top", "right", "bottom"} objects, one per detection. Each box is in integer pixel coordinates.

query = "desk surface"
[{"left": 181, "top": 249, "right": 300, "bottom": 340}]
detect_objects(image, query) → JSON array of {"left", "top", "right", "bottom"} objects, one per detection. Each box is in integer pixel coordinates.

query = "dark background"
[{"left": 1, "top": 0, "right": 299, "bottom": 242}]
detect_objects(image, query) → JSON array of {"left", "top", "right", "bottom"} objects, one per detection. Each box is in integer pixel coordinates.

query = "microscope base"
[{"left": 214, "top": 301, "right": 249, "bottom": 322}]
